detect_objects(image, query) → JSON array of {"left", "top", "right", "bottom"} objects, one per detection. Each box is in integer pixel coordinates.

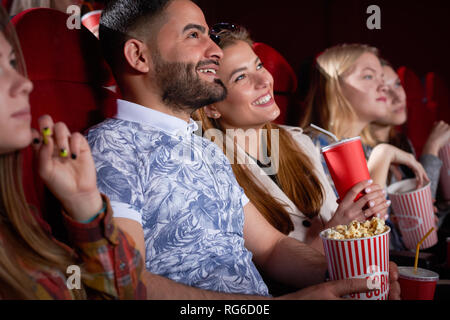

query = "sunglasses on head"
[{"left": 209, "top": 22, "right": 240, "bottom": 45}]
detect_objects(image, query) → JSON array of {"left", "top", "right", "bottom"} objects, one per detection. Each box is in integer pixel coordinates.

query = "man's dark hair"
[{"left": 99, "top": 0, "right": 174, "bottom": 73}]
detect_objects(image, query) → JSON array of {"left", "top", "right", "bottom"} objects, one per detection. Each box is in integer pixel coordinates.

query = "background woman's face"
[
  {"left": 339, "top": 52, "right": 389, "bottom": 124},
  {"left": 374, "top": 65, "right": 407, "bottom": 126},
  {"left": 212, "top": 40, "right": 280, "bottom": 130},
  {"left": 0, "top": 32, "right": 33, "bottom": 154}
]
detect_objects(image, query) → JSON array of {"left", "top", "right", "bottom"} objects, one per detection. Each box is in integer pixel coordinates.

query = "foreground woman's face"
[
  {"left": 212, "top": 40, "right": 279, "bottom": 130},
  {"left": 0, "top": 32, "right": 33, "bottom": 155}
]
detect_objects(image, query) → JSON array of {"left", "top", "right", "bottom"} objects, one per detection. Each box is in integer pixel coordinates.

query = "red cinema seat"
[
  {"left": 426, "top": 72, "right": 450, "bottom": 124},
  {"left": 397, "top": 66, "right": 435, "bottom": 157},
  {"left": 12, "top": 8, "right": 117, "bottom": 232},
  {"left": 253, "top": 42, "right": 298, "bottom": 125}
]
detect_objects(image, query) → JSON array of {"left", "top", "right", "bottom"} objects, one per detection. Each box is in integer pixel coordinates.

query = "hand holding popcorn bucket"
[{"left": 320, "top": 218, "right": 391, "bottom": 300}]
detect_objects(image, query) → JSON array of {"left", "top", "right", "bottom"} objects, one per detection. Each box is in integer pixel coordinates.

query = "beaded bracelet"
[{"left": 79, "top": 199, "right": 107, "bottom": 224}]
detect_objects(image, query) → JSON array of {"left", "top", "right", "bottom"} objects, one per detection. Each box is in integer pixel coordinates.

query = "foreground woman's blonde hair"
[{"left": 300, "top": 43, "right": 379, "bottom": 145}]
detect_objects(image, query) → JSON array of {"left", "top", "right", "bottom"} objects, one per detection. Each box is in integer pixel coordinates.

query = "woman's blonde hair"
[
  {"left": 300, "top": 43, "right": 379, "bottom": 145},
  {"left": 195, "top": 27, "right": 324, "bottom": 234},
  {"left": 0, "top": 6, "right": 85, "bottom": 299}
]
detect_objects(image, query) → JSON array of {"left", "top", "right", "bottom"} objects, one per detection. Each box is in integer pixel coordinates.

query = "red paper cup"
[
  {"left": 398, "top": 266, "right": 439, "bottom": 300},
  {"left": 387, "top": 179, "right": 438, "bottom": 250},
  {"left": 81, "top": 10, "right": 102, "bottom": 37},
  {"left": 438, "top": 143, "right": 450, "bottom": 201},
  {"left": 320, "top": 227, "right": 391, "bottom": 300},
  {"left": 321, "top": 137, "right": 371, "bottom": 202}
]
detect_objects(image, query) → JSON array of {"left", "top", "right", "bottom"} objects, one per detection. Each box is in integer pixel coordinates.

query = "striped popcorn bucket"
[
  {"left": 438, "top": 143, "right": 450, "bottom": 201},
  {"left": 387, "top": 179, "right": 438, "bottom": 250},
  {"left": 320, "top": 228, "right": 391, "bottom": 300}
]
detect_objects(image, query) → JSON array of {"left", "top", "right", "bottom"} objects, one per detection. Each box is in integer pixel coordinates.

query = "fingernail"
[
  {"left": 42, "top": 128, "right": 51, "bottom": 145},
  {"left": 365, "top": 188, "right": 371, "bottom": 193},
  {"left": 382, "top": 189, "right": 386, "bottom": 195},
  {"left": 386, "top": 200, "right": 391, "bottom": 206},
  {"left": 385, "top": 214, "right": 389, "bottom": 220},
  {"left": 32, "top": 138, "right": 40, "bottom": 145},
  {"left": 368, "top": 179, "right": 373, "bottom": 184},
  {"left": 42, "top": 127, "right": 51, "bottom": 136},
  {"left": 59, "top": 149, "right": 68, "bottom": 158},
  {"left": 369, "top": 201, "right": 375, "bottom": 207},
  {"left": 71, "top": 153, "right": 77, "bottom": 160}
]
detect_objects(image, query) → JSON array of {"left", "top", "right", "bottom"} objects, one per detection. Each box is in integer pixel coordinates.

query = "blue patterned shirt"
[{"left": 86, "top": 99, "right": 269, "bottom": 296}]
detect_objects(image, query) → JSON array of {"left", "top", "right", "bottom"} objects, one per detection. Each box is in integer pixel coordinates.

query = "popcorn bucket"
[
  {"left": 387, "top": 179, "right": 438, "bottom": 250},
  {"left": 320, "top": 228, "right": 391, "bottom": 300},
  {"left": 438, "top": 143, "right": 450, "bottom": 201}
]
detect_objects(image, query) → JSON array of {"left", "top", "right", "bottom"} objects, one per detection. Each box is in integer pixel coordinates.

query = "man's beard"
[{"left": 152, "top": 52, "right": 227, "bottom": 114}]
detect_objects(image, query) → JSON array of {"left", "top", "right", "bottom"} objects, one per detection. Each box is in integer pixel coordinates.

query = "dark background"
[{"left": 197, "top": 0, "right": 450, "bottom": 96}]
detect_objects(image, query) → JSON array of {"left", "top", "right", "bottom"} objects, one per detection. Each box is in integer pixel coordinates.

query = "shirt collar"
[{"left": 114, "top": 99, "right": 198, "bottom": 136}]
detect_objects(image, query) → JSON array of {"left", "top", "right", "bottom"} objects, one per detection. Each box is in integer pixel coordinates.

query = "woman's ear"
[
  {"left": 123, "top": 39, "right": 151, "bottom": 73},
  {"left": 204, "top": 105, "right": 221, "bottom": 119}
]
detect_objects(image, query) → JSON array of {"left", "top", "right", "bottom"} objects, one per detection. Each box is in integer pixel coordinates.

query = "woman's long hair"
[
  {"left": 300, "top": 43, "right": 379, "bottom": 145},
  {"left": 0, "top": 7, "right": 84, "bottom": 299},
  {"left": 195, "top": 28, "right": 324, "bottom": 234}
]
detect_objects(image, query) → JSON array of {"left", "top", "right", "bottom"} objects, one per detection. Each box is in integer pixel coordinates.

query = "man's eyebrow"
[{"left": 182, "top": 24, "right": 206, "bottom": 34}]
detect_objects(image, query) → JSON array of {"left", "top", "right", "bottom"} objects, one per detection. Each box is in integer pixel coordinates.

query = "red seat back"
[
  {"left": 426, "top": 72, "right": 450, "bottom": 124},
  {"left": 253, "top": 42, "right": 297, "bottom": 125},
  {"left": 12, "top": 8, "right": 117, "bottom": 228},
  {"left": 397, "top": 66, "right": 435, "bottom": 157}
]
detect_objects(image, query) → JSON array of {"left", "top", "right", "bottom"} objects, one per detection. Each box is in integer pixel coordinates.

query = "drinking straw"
[
  {"left": 414, "top": 227, "right": 435, "bottom": 273},
  {"left": 310, "top": 124, "right": 339, "bottom": 143}
]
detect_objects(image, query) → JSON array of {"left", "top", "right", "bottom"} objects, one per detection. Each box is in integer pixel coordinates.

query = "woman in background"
[
  {"left": 366, "top": 59, "right": 450, "bottom": 252},
  {"left": 368, "top": 59, "right": 450, "bottom": 200},
  {"left": 300, "top": 43, "right": 429, "bottom": 193}
]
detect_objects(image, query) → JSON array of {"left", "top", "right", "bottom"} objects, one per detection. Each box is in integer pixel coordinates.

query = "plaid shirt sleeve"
[{"left": 62, "top": 194, "right": 147, "bottom": 300}]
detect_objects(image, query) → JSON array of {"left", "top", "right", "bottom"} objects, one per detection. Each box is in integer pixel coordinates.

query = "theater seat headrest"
[
  {"left": 12, "top": 8, "right": 113, "bottom": 86},
  {"left": 253, "top": 42, "right": 298, "bottom": 94}
]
